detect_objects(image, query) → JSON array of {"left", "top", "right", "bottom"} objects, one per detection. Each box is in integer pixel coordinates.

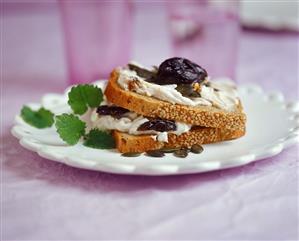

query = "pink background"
[{"left": 2, "top": 2, "right": 299, "bottom": 240}]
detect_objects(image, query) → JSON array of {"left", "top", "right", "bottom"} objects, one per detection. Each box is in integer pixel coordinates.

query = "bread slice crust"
[
  {"left": 105, "top": 70, "right": 246, "bottom": 131},
  {"left": 113, "top": 127, "right": 245, "bottom": 153}
]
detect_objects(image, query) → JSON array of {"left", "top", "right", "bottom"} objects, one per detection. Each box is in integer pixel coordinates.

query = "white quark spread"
[
  {"left": 90, "top": 109, "right": 191, "bottom": 143},
  {"left": 89, "top": 65, "right": 239, "bottom": 143},
  {"left": 117, "top": 65, "right": 239, "bottom": 111}
]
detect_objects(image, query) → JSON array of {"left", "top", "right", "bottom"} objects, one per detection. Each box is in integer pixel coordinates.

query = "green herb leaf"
[
  {"left": 20, "top": 106, "right": 54, "bottom": 129},
  {"left": 68, "top": 85, "right": 103, "bottom": 115},
  {"left": 83, "top": 129, "right": 115, "bottom": 149},
  {"left": 55, "top": 114, "right": 86, "bottom": 145}
]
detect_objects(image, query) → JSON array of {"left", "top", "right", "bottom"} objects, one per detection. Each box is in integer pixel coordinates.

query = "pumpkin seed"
[
  {"left": 152, "top": 65, "right": 159, "bottom": 73},
  {"left": 175, "top": 84, "right": 194, "bottom": 97},
  {"left": 176, "top": 84, "right": 202, "bottom": 98},
  {"left": 189, "top": 92, "right": 201, "bottom": 98},
  {"left": 121, "top": 152, "right": 142, "bottom": 157},
  {"left": 146, "top": 150, "right": 165, "bottom": 157},
  {"left": 174, "top": 148, "right": 189, "bottom": 158},
  {"left": 128, "top": 64, "right": 156, "bottom": 79},
  {"left": 191, "top": 144, "right": 204, "bottom": 154},
  {"left": 160, "top": 147, "right": 181, "bottom": 153}
]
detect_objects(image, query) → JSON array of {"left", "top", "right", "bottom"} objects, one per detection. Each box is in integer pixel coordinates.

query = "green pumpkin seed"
[
  {"left": 121, "top": 152, "right": 142, "bottom": 157},
  {"left": 174, "top": 148, "right": 189, "bottom": 158},
  {"left": 191, "top": 144, "right": 204, "bottom": 154},
  {"left": 160, "top": 147, "right": 181, "bottom": 153},
  {"left": 128, "top": 64, "right": 156, "bottom": 79},
  {"left": 146, "top": 150, "right": 165, "bottom": 157},
  {"left": 175, "top": 84, "right": 194, "bottom": 97},
  {"left": 176, "top": 84, "right": 202, "bottom": 98},
  {"left": 152, "top": 65, "right": 159, "bottom": 73},
  {"left": 189, "top": 92, "right": 201, "bottom": 98}
]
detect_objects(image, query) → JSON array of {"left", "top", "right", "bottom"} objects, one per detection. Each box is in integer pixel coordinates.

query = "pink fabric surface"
[{"left": 2, "top": 3, "right": 299, "bottom": 240}]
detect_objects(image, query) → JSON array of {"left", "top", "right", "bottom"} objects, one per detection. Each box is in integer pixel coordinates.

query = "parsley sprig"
[
  {"left": 83, "top": 129, "right": 115, "bottom": 149},
  {"left": 55, "top": 114, "right": 86, "bottom": 145},
  {"left": 68, "top": 85, "right": 103, "bottom": 115},
  {"left": 21, "top": 106, "right": 54, "bottom": 129},
  {"left": 20, "top": 84, "right": 115, "bottom": 149}
]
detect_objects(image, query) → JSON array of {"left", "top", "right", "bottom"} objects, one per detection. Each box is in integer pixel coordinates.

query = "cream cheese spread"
[
  {"left": 117, "top": 65, "right": 239, "bottom": 111},
  {"left": 90, "top": 109, "right": 191, "bottom": 143}
]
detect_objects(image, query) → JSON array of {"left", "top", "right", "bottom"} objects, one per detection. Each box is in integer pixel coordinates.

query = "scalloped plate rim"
[{"left": 11, "top": 82, "right": 299, "bottom": 175}]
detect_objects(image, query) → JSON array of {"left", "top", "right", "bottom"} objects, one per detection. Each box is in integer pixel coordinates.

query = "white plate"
[{"left": 11, "top": 83, "right": 299, "bottom": 176}]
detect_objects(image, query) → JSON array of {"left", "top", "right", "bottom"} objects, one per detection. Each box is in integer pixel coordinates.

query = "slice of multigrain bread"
[
  {"left": 105, "top": 70, "right": 246, "bottom": 131},
  {"left": 113, "top": 127, "right": 245, "bottom": 153}
]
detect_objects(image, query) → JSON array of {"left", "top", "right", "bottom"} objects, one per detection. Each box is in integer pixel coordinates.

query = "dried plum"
[
  {"left": 96, "top": 105, "right": 129, "bottom": 119},
  {"left": 137, "top": 119, "right": 176, "bottom": 132},
  {"left": 154, "top": 57, "right": 207, "bottom": 85}
]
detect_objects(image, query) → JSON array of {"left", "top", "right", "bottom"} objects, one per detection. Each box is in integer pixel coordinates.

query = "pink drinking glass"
[
  {"left": 167, "top": 0, "right": 240, "bottom": 80},
  {"left": 59, "top": 0, "right": 133, "bottom": 84}
]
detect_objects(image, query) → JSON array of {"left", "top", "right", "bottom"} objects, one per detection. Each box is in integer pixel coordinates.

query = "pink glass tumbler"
[
  {"left": 59, "top": 1, "right": 133, "bottom": 84},
  {"left": 167, "top": 0, "right": 240, "bottom": 80}
]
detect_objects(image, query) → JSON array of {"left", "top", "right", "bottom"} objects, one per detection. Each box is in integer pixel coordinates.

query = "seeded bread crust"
[
  {"left": 105, "top": 70, "right": 246, "bottom": 131},
  {"left": 113, "top": 127, "right": 245, "bottom": 153}
]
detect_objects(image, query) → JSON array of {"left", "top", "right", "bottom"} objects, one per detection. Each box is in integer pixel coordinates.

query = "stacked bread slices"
[{"left": 93, "top": 58, "right": 246, "bottom": 153}]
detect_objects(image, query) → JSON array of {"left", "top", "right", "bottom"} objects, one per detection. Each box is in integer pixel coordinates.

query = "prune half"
[
  {"left": 137, "top": 119, "right": 176, "bottom": 132},
  {"left": 154, "top": 57, "right": 207, "bottom": 85},
  {"left": 96, "top": 105, "right": 129, "bottom": 119}
]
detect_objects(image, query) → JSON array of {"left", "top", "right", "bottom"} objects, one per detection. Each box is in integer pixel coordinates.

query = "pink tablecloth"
[{"left": 2, "top": 3, "right": 298, "bottom": 240}]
